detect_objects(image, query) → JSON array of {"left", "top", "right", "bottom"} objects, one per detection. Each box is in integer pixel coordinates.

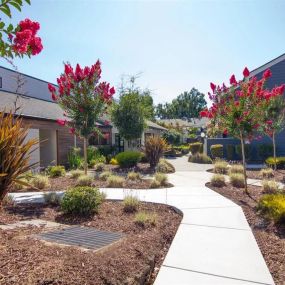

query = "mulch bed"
[
  {"left": 0, "top": 201, "right": 182, "bottom": 285},
  {"left": 246, "top": 169, "right": 285, "bottom": 183},
  {"left": 206, "top": 182, "right": 285, "bottom": 285}
]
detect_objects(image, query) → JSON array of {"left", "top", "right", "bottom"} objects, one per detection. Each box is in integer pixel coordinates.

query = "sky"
[{"left": 1, "top": 0, "right": 285, "bottom": 105}]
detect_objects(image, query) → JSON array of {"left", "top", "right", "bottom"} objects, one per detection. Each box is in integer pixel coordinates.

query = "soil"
[
  {"left": 0, "top": 201, "right": 182, "bottom": 285},
  {"left": 12, "top": 174, "right": 173, "bottom": 193},
  {"left": 207, "top": 182, "right": 285, "bottom": 285},
  {"left": 246, "top": 169, "right": 285, "bottom": 183}
]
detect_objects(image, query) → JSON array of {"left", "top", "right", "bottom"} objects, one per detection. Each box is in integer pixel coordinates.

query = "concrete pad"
[
  {"left": 154, "top": 266, "right": 267, "bottom": 285},
  {"left": 0, "top": 219, "right": 64, "bottom": 230},
  {"left": 162, "top": 224, "right": 274, "bottom": 285},
  {"left": 181, "top": 207, "right": 250, "bottom": 230}
]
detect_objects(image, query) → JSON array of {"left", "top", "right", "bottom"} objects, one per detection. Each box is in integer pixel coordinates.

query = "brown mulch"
[
  {"left": 246, "top": 169, "right": 285, "bottom": 183},
  {"left": 206, "top": 182, "right": 285, "bottom": 285},
  {"left": 12, "top": 174, "right": 173, "bottom": 193},
  {"left": 0, "top": 201, "right": 182, "bottom": 285}
]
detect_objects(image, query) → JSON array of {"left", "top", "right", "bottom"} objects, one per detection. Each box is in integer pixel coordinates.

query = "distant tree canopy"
[{"left": 155, "top": 88, "right": 207, "bottom": 120}]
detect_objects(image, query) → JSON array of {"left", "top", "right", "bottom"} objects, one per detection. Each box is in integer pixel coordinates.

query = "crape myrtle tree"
[
  {"left": 259, "top": 81, "right": 285, "bottom": 170},
  {"left": 48, "top": 61, "right": 115, "bottom": 174},
  {"left": 200, "top": 67, "right": 285, "bottom": 194}
]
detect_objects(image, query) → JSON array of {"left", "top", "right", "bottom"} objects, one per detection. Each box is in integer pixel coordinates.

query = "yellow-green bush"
[
  {"left": 211, "top": 174, "right": 225, "bottom": 187},
  {"left": 266, "top": 157, "right": 285, "bottom": 169},
  {"left": 127, "top": 171, "right": 141, "bottom": 181},
  {"left": 110, "top": 158, "right": 118, "bottom": 165},
  {"left": 189, "top": 142, "right": 203, "bottom": 155},
  {"left": 99, "top": 171, "right": 112, "bottom": 181},
  {"left": 14, "top": 178, "right": 29, "bottom": 190},
  {"left": 259, "top": 168, "right": 274, "bottom": 179},
  {"left": 229, "top": 164, "right": 244, "bottom": 174},
  {"left": 70, "top": 169, "right": 84, "bottom": 179},
  {"left": 44, "top": 192, "right": 61, "bottom": 206},
  {"left": 210, "top": 144, "right": 224, "bottom": 159},
  {"left": 134, "top": 211, "right": 157, "bottom": 227},
  {"left": 123, "top": 195, "right": 140, "bottom": 212},
  {"left": 229, "top": 173, "right": 245, "bottom": 188},
  {"left": 188, "top": 153, "right": 212, "bottom": 164},
  {"left": 77, "top": 175, "right": 93, "bottom": 186},
  {"left": 154, "top": 172, "right": 168, "bottom": 186},
  {"left": 107, "top": 175, "right": 125, "bottom": 187},
  {"left": 262, "top": 180, "right": 280, "bottom": 193},
  {"left": 156, "top": 159, "right": 175, "bottom": 173},
  {"left": 48, "top": 165, "right": 66, "bottom": 177},
  {"left": 258, "top": 194, "right": 285, "bottom": 223},
  {"left": 115, "top": 151, "right": 142, "bottom": 168},
  {"left": 150, "top": 179, "right": 161, "bottom": 188},
  {"left": 213, "top": 160, "right": 228, "bottom": 174},
  {"left": 94, "top": 162, "right": 105, "bottom": 172},
  {"left": 31, "top": 175, "right": 50, "bottom": 189}
]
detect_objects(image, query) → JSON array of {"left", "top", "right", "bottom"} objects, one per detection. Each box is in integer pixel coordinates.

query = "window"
[{"left": 88, "top": 132, "right": 110, "bottom": 146}]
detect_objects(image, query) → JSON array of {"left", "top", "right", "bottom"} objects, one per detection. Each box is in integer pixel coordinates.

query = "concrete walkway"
[{"left": 10, "top": 156, "right": 275, "bottom": 285}]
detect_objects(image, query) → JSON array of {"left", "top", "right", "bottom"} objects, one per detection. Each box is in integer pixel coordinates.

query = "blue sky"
[{"left": 1, "top": 0, "right": 285, "bottom": 104}]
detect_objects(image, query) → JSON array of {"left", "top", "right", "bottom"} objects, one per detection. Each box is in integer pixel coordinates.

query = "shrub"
[
  {"left": 189, "top": 142, "right": 203, "bottom": 155},
  {"left": 211, "top": 174, "right": 226, "bottom": 187},
  {"left": 44, "top": 192, "right": 61, "bottom": 206},
  {"left": 226, "top": 144, "right": 235, "bottom": 161},
  {"left": 70, "top": 169, "right": 84, "bottom": 179},
  {"left": 0, "top": 112, "right": 38, "bottom": 203},
  {"left": 61, "top": 186, "right": 104, "bottom": 215},
  {"left": 123, "top": 195, "right": 140, "bottom": 212},
  {"left": 115, "top": 151, "right": 142, "bottom": 168},
  {"left": 262, "top": 180, "right": 280, "bottom": 193},
  {"left": 188, "top": 153, "right": 212, "bottom": 164},
  {"left": 210, "top": 144, "right": 224, "bottom": 159},
  {"left": 154, "top": 172, "right": 168, "bottom": 186},
  {"left": 31, "top": 175, "right": 50, "bottom": 189},
  {"left": 127, "top": 171, "right": 141, "bottom": 181},
  {"left": 259, "top": 168, "right": 274, "bottom": 179},
  {"left": 229, "top": 173, "right": 245, "bottom": 188},
  {"left": 156, "top": 159, "right": 175, "bottom": 173},
  {"left": 14, "top": 178, "right": 29, "bottom": 190},
  {"left": 150, "top": 179, "right": 161, "bottom": 188},
  {"left": 135, "top": 211, "right": 157, "bottom": 227},
  {"left": 257, "top": 144, "right": 273, "bottom": 161},
  {"left": 77, "top": 175, "right": 93, "bottom": 186},
  {"left": 229, "top": 164, "right": 244, "bottom": 174},
  {"left": 107, "top": 175, "right": 125, "bottom": 187},
  {"left": 47, "top": 165, "right": 66, "bottom": 177},
  {"left": 162, "top": 129, "right": 181, "bottom": 145},
  {"left": 258, "top": 194, "right": 285, "bottom": 223},
  {"left": 145, "top": 136, "right": 167, "bottom": 168},
  {"left": 99, "top": 171, "right": 112, "bottom": 181},
  {"left": 94, "top": 162, "right": 105, "bottom": 172},
  {"left": 266, "top": 157, "right": 285, "bottom": 169},
  {"left": 87, "top": 146, "right": 106, "bottom": 166},
  {"left": 67, "top": 147, "right": 83, "bottom": 169},
  {"left": 213, "top": 160, "right": 228, "bottom": 174},
  {"left": 110, "top": 158, "right": 118, "bottom": 165}
]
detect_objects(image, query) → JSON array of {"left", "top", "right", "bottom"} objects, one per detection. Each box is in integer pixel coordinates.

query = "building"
[
  {"left": 0, "top": 66, "right": 166, "bottom": 168},
  {"left": 206, "top": 53, "right": 285, "bottom": 158}
]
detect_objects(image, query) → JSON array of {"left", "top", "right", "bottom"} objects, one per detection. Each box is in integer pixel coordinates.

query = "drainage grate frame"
[{"left": 37, "top": 226, "right": 124, "bottom": 250}]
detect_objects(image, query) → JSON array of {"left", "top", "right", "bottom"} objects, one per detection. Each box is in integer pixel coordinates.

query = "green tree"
[
  {"left": 155, "top": 88, "right": 206, "bottom": 119},
  {"left": 111, "top": 91, "right": 145, "bottom": 145}
]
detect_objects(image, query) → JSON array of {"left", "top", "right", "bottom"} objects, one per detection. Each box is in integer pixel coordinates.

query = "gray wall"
[{"left": 0, "top": 66, "right": 56, "bottom": 102}]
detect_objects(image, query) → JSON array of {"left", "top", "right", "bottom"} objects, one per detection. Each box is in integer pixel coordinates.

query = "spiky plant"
[
  {"left": 145, "top": 136, "right": 167, "bottom": 168},
  {"left": 0, "top": 112, "right": 38, "bottom": 203}
]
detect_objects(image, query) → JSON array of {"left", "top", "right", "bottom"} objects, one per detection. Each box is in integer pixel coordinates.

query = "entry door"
[{"left": 115, "top": 134, "right": 124, "bottom": 152}]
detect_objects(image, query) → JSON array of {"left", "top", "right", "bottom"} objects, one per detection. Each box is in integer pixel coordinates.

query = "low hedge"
[
  {"left": 210, "top": 144, "right": 223, "bottom": 159},
  {"left": 115, "top": 151, "right": 142, "bottom": 168},
  {"left": 189, "top": 142, "right": 203, "bottom": 155},
  {"left": 265, "top": 157, "right": 285, "bottom": 169}
]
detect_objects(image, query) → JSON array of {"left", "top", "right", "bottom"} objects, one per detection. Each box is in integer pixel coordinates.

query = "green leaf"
[
  {"left": 24, "top": 0, "right": 31, "bottom": 4},
  {"left": 0, "top": 21, "right": 5, "bottom": 29},
  {"left": 9, "top": 1, "right": 22, "bottom": 11},
  {"left": 7, "top": 23, "right": 13, "bottom": 33},
  {"left": 0, "top": 4, "right": 11, "bottom": 17}
]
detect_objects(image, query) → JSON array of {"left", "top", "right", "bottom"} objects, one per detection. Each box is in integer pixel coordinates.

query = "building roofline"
[
  {"left": 0, "top": 65, "right": 58, "bottom": 87},
  {"left": 250, "top": 53, "right": 285, "bottom": 77}
]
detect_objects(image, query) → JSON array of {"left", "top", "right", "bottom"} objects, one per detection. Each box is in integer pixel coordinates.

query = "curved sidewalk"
[{"left": 10, "top": 156, "right": 275, "bottom": 285}]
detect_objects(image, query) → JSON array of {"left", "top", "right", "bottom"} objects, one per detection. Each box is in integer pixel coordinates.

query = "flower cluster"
[
  {"left": 200, "top": 67, "right": 285, "bottom": 141},
  {"left": 13, "top": 18, "right": 43, "bottom": 55}
]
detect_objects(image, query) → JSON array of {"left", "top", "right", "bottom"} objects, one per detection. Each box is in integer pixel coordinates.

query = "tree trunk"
[
  {"left": 272, "top": 132, "right": 277, "bottom": 171},
  {"left": 240, "top": 133, "right": 248, "bottom": 194},
  {"left": 83, "top": 137, "right": 88, "bottom": 175}
]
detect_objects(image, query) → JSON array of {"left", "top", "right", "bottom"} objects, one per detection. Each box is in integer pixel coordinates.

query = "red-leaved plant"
[
  {"left": 201, "top": 68, "right": 285, "bottom": 194},
  {"left": 48, "top": 61, "right": 115, "bottom": 174}
]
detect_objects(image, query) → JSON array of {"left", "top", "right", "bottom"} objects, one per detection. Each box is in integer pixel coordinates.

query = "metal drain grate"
[{"left": 37, "top": 226, "right": 124, "bottom": 250}]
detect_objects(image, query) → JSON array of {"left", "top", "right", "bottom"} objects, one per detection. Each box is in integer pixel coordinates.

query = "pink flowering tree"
[
  {"left": 48, "top": 62, "right": 115, "bottom": 174},
  {"left": 200, "top": 68, "right": 284, "bottom": 194},
  {"left": 259, "top": 83, "right": 285, "bottom": 170},
  {"left": 0, "top": 1, "right": 43, "bottom": 58}
]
